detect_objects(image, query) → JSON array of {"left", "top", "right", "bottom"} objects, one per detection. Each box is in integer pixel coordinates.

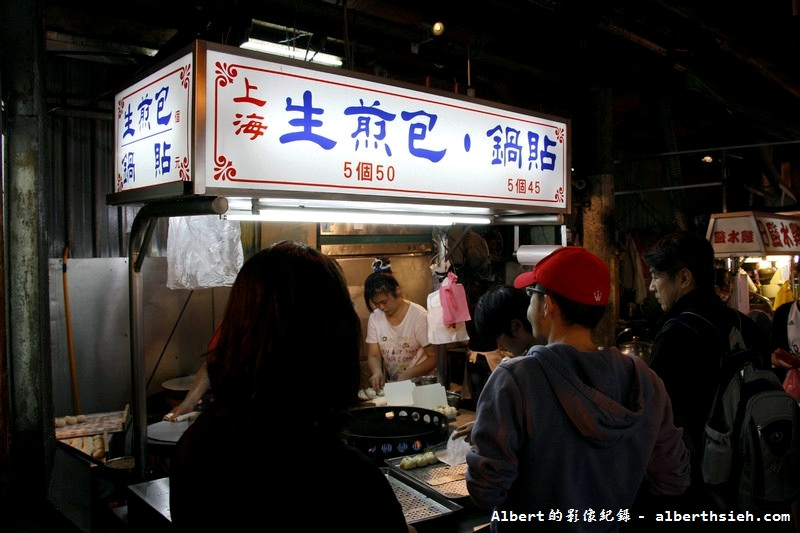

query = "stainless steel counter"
[{"left": 126, "top": 478, "right": 171, "bottom": 532}]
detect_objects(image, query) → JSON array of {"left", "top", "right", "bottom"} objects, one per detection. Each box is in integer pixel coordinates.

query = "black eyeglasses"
[{"left": 525, "top": 286, "right": 546, "bottom": 297}]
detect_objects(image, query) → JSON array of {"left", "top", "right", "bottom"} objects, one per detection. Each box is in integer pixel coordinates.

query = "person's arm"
[
  {"left": 367, "top": 342, "right": 386, "bottom": 391},
  {"left": 396, "top": 304, "right": 437, "bottom": 381},
  {"left": 466, "top": 366, "right": 521, "bottom": 509},
  {"left": 643, "top": 373, "right": 691, "bottom": 496},
  {"left": 452, "top": 420, "right": 475, "bottom": 443},
  {"left": 396, "top": 346, "right": 437, "bottom": 381},
  {"left": 164, "top": 362, "right": 209, "bottom": 420}
]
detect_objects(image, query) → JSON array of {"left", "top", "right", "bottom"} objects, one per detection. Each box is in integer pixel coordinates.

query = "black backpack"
[{"left": 667, "top": 311, "right": 800, "bottom": 513}]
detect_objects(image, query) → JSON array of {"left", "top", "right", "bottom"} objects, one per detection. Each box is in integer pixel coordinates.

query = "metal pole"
[{"left": 127, "top": 197, "right": 228, "bottom": 480}]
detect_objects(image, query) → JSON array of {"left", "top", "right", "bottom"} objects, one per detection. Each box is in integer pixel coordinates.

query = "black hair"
[
  {"left": 544, "top": 289, "right": 607, "bottom": 329},
  {"left": 363, "top": 257, "right": 399, "bottom": 312},
  {"left": 474, "top": 286, "right": 532, "bottom": 341},
  {"left": 207, "top": 240, "right": 361, "bottom": 435},
  {"left": 642, "top": 231, "right": 715, "bottom": 289}
]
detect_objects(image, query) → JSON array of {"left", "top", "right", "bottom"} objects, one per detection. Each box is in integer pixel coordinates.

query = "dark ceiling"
[{"left": 42, "top": 0, "right": 800, "bottom": 215}]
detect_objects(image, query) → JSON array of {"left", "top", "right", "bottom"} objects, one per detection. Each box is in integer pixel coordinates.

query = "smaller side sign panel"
[
  {"left": 708, "top": 214, "right": 800, "bottom": 256},
  {"left": 114, "top": 53, "right": 194, "bottom": 193}
]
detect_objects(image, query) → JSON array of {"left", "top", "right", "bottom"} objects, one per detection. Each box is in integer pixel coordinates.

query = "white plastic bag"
[
  {"left": 427, "top": 290, "right": 470, "bottom": 344},
  {"left": 166, "top": 216, "right": 244, "bottom": 290},
  {"left": 438, "top": 432, "right": 471, "bottom": 466}
]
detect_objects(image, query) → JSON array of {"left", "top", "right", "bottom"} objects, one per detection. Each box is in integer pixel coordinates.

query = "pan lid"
[{"left": 161, "top": 375, "right": 195, "bottom": 391}]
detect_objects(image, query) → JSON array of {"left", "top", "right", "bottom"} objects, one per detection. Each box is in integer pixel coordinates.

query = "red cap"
[{"left": 513, "top": 246, "right": 610, "bottom": 306}]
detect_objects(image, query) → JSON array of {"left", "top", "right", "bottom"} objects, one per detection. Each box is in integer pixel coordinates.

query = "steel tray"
[
  {"left": 382, "top": 467, "right": 462, "bottom": 524},
  {"left": 385, "top": 448, "right": 470, "bottom": 500}
]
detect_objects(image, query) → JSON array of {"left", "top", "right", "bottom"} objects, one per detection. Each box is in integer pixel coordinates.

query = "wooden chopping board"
[{"left": 55, "top": 409, "right": 130, "bottom": 440}]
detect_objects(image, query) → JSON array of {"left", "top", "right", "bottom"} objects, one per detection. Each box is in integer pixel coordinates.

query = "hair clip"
[{"left": 372, "top": 258, "right": 391, "bottom": 273}]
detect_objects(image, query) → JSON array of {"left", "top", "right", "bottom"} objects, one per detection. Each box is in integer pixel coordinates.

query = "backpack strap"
[
  {"left": 667, "top": 311, "right": 753, "bottom": 363},
  {"left": 665, "top": 311, "right": 728, "bottom": 355},
  {"left": 666, "top": 310, "right": 758, "bottom": 429}
]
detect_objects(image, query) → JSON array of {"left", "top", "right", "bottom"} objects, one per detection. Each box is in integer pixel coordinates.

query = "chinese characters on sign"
[
  {"left": 113, "top": 42, "right": 569, "bottom": 212},
  {"left": 114, "top": 54, "right": 193, "bottom": 193},
  {"left": 707, "top": 213, "right": 800, "bottom": 256},
  {"left": 204, "top": 47, "right": 568, "bottom": 210}
]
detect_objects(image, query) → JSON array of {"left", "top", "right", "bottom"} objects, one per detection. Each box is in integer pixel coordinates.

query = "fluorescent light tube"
[
  {"left": 224, "top": 208, "right": 491, "bottom": 226},
  {"left": 240, "top": 38, "right": 343, "bottom": 67}
]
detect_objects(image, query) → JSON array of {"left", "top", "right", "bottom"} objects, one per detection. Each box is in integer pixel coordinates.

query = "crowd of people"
[{"left": 162, "top": 232, "right": 800, "bottom": 533}]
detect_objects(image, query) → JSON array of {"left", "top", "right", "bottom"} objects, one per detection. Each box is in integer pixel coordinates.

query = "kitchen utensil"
[
  {"left": 344, "top": 406, "right": 449, "bottom": 463},
  {"left": 618, "top": 336, "right": 652, "bottom": 359},
  {"left": 161, "top": 375, "right": 196, "bottom": 408}
]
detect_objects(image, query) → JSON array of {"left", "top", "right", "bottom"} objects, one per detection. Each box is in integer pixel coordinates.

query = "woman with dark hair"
[
  {"left": 363, "top": 257, "right": 436, "bottom": 391},
  {"left": 170, "top": 242, "right": 414, "bottom": 532}
]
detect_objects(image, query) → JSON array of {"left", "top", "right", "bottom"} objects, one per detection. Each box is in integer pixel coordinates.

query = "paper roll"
[{"left": 514, "top": 245, "right": 563, "bottom": 266}]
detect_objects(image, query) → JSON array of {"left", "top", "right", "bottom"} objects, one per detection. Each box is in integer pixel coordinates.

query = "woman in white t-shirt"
[{"left": 364, "top": 258, "right": 437, "bottom": 391}]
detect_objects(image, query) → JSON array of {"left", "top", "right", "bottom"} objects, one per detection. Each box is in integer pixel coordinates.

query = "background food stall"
[
  {"left": 57, "top": 38, "right": 574, "bottom": 527},
  {"left": 706, "top": 211, "right": 800, "bottom": 327}
]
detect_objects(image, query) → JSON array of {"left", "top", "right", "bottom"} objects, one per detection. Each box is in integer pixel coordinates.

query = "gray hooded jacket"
[{"left": 466, "top": 343, "right": 690, "bottom": 532}]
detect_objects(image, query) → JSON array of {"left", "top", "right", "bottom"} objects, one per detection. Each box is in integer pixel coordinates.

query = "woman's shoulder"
[
  {"left": 408, "top": 300, "right": 427, "bottom": 314},
  {"left": 367, "top": 307, "right": 387, "bottom": 321}
]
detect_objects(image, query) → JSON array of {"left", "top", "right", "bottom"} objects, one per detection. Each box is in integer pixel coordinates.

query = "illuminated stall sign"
[
  {"left": 112, "top": 41, "right": 569, "bottom": 212},
  {"left": 114, "top": 53, "right": 193, "bottom": 193},
  {"left": 706, "top": 211, "right": 800, "bottom": 257}
]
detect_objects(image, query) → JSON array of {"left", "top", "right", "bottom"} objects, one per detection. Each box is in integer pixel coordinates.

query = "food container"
[
  {"left": 446, "top": 390, "right": 460, "bottom": 408},
  {"left": 618, "top": 336, "right": 652, "bottom": 359},
  {"left": 412, "top": 376, "right": 438, "bottom": 386},
  {"left": 385, "top": 445, "right": 469, "bottom": 500},
  {"left": 344, "top": 406, "right": 449, "bottom": 463}
]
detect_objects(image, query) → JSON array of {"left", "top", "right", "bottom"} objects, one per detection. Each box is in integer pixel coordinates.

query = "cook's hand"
[
  {"left": 451, "top": 421, "right": 475, "bottom": 444},
  {"left": 163, "top": 399, "right": 198, "bottom": 421},
  {"left": 369, "top": 372, "right": 386, "bottom": 392},
  {"left": 772, "top": 348, "right": 800, "bottom": 369}
]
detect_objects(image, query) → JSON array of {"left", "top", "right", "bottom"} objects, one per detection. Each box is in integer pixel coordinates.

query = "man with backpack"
[{"left": 642, "top": 231, "right": 799, "bottom": 517}]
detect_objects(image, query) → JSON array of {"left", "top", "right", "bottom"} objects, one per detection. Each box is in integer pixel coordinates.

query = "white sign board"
[
  {"left": 707, "top": 211, "right": 800, "bottom": 256},
  {"left": 114, "top": 53, "right": 194, "bottom": 193},
  {"left": 112, "top": 41, "right": 569, "bottom": 212}
]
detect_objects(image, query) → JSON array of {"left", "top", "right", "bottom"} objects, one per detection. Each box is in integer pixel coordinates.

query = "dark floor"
[
  {"left": 5, "top": 489, "right": 133, "bottom": 533},
  {"left": 10, "top": 500, "right": 83, "bottom": 533}
]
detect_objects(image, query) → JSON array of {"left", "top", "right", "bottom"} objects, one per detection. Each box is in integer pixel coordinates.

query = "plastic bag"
[
  {"left": 783, "top": 368, "right": 800, "bottom": 403},
  {"left": 439, "top": 272, "right": 471, "bottom": 325},
  {"left": 167, "top": 215, "right": 244, "bottom": 290},
  {"left": 441, "top": 432, "right": 471, "bottom": 466},
  {"left": 427, "top": 290, "right": 470, "bottom": 344}
]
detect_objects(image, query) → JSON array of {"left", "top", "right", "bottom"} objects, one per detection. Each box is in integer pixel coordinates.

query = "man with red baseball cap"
[
  {"left": 513, "top": 245, "right": 610, "bottom": 305},
  {"left": 466, "top": 246, "right": 689, "bottom": 532}
]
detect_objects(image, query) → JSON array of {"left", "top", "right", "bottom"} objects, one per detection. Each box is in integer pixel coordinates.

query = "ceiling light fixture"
[
  {"left": 240, "top": 38, "right": 343, "bottom": 67},
  {"left": 412, "top": 21, "right": 446, "bottom": 54}
]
